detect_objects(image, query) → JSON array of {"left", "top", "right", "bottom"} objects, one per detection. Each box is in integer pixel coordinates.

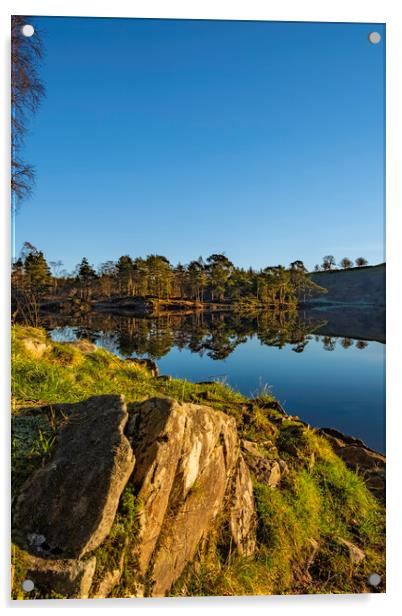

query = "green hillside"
[{"left": 309, "top": 264, "right": 385, "bottom": 306}]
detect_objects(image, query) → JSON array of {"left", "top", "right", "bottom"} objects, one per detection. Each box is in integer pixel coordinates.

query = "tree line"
[
  {"left": 314, "top": 255, "right": 369, "bottom": 272},
  {"left": 12, "top": 243, "right": 326, "bottom": 313}
]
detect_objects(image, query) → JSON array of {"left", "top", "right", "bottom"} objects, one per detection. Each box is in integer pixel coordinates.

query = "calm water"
[{"left": 48, "top": 310, "right": 385, "bottom": 453}]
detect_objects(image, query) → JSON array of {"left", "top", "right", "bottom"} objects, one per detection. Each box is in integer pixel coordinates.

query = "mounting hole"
[
  {"left": 368, "top": 573, "right": 382, "bottom": 587},
  {"left": 368, "top": 31, "right": 381, "bottom": 45},
  {"left": 21, "top": 24, "right": 35, "bottom": 37},
  {"left": 22, "top": 579, "right": 35, "bottom": 592}
]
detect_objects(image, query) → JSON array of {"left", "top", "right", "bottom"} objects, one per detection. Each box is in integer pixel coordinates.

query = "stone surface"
[
  {"left": 229, "top": 454, "right": 256, "bottom": 556},
  {"left": 339, "top": 539, "right": 366, "bottom": 565},
  {"left": 15, "top": 395, "right": 135, "bottom": 559},
  {"left": 22, "top": 338, "right": 50, "bottom": 358},
  {"left": 319, "top": 428, "right": 386, "bottom": 499},
  {"left": 241, "top": 439, "right": 284, "bottom": 487},
  {"left": 127, "top": 397, "right": 242, "bottom": 597},
  {"left": 25, "top": 554, "right": 96, "bottom": 598},
  {"left": 266, "top": 461, "right": 282, "bottom": 487},
  {"left": 336, "top": 445, "right": 385, "bottom": 470}
]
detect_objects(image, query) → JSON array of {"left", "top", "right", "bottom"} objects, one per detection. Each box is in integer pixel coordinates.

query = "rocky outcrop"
[
  {"left": 127, "top": 397, "right": 255, "bottom": 596},
  {"left": 241, "top": 439, "right": 288, "bottom": 487},
  {"left": 15, "top": 395, "right": 135, "bottom": 559},
  {"left": 13, "top": 390, "right": 386, "bottom": 599},
  {"left": 13, "top": 395, "right": 257, "bottom": 599}
]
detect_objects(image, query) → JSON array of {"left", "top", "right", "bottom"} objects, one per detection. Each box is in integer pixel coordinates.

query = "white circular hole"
[
  {"left": 22, "top": 579, "right": 35, "bottom": 592},
  {"left": 368, "top": 31, "right": 381, "bottom": 45},
  {"left": 21, "top": 24, "right": 35, "bottom": 37}
]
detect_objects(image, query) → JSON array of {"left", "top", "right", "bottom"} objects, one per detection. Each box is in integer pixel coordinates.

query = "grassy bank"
[{"left": 11, "top": 324, "right": 385, "bottom": 597}]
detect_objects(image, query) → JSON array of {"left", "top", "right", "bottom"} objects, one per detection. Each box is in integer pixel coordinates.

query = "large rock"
[
  {"left": 126, "top": 397, "right": 252, "bottom": 597},
  {"left": 15, "top": 395, "right": 135, "bottom": 559},
  {"left": 14, "top": 394, "right": 260, "bottom": 599}
]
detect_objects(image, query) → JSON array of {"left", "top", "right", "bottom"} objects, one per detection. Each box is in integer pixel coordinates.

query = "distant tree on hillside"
[
  {"left": 355, "top": 257, "right": 368, "bottom": 267},
  {"left": 322, "top": 255, "right": 336, "bottom": 271},
  {"left": 340, "top": 257, "right": 353, "bottom": 269},
  {"left": 11, "top": 16, "right": 45, "bottom": 205},
  {"left": 314, "top": 264, "right": 321, "bottom": 272}
]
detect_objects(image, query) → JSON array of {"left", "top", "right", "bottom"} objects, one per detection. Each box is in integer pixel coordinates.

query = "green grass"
[{"left": 11, "top": 324, "right": 385, "bottom": 598}]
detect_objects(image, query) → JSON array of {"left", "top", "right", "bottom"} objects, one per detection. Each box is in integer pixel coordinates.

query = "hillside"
[{"left": 309, "top": 264, "right": 385, "bottom": 306}]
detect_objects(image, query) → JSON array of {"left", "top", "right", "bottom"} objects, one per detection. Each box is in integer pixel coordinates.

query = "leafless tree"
[{"left": 11, "top": 16, "right": 45, "bottom": 205}]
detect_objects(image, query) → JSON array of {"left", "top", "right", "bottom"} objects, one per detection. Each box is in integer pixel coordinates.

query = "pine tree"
[
  {"left": 24, "top": 250, "right": 50, "bottom": 291},
  {"left": 77, "top": 257, "right": 97, "bottom": 282}
]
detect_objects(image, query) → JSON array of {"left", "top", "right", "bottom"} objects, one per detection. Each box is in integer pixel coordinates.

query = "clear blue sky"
[{"left": 14, "top": 18, "right": 385, "bottom": 273}]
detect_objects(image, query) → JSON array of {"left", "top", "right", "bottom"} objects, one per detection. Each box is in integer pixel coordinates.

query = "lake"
[{"left": 46, "top": 307, "right": 385, "bottom": 453}]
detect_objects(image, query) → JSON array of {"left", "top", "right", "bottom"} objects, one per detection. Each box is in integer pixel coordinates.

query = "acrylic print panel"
[{"left": 11, "top": 16, "right": 385, "bottom": 599}]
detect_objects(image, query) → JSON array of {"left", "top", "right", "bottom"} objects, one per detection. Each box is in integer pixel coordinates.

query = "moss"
[{"left": 89, "top": 483, "right": 143, "bottom": 598}]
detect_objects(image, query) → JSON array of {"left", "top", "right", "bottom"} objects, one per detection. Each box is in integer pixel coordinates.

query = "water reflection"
[
  {"left": 44, "top": 309, "right": 385, "bottom": 452},
  {"left": 46, "top": 310, "right": 372, "bottom": 360}
]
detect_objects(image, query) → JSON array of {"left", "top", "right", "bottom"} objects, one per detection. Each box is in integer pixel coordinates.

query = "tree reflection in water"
[{"left": 41, "top": 309, "right": 372, "bottom": 361}]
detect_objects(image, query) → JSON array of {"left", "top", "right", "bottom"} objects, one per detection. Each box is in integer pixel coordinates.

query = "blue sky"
[{"left": 14, "top": 18, "right": 385, "bottom": 273}]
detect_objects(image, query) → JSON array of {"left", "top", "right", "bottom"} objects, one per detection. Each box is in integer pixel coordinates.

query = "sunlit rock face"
[{"left": 127, "top": 397, "right": 256, "bottom": 596}]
